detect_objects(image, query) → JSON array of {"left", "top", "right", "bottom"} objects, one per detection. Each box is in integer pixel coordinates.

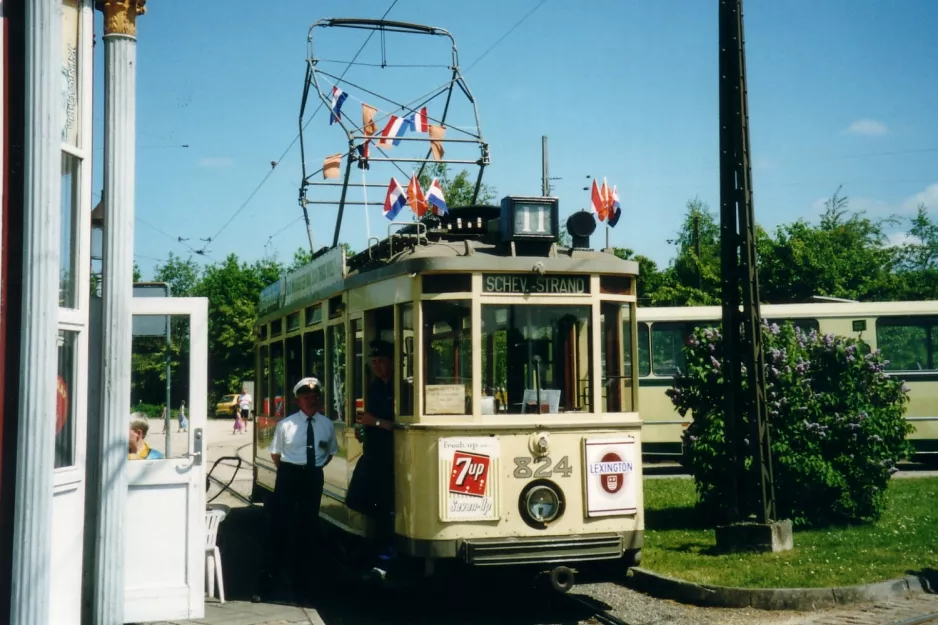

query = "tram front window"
[
  {"left": 481, "top": 305, "right": 592, "bottom": 414},
  {"left": 423, "top": 300, "right": 473, "bottom": 415}
]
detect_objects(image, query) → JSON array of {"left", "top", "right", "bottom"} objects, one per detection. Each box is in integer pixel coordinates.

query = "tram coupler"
[{"left": 541, "top": 566, "right": 576, "bottom": 593}]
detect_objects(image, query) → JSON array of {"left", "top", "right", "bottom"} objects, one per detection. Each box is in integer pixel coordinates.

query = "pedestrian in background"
[{"left": 178, "top": 400, "right": 188, "bottom": 432}]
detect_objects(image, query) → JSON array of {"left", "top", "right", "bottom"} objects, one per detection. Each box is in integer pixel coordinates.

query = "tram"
[
  {"left": 252, "top": 199, "right": 644, "bottom": 589},
  {"left": 636, "top": 301, "right": 938, "bottom": 460}
]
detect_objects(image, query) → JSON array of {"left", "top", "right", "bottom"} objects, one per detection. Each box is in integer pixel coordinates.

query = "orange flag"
[
  {"left": 323, "top": 153, "right": 342, "bottom": 179},
  {"left": 428, "top": 124, "right": 446, "bottom": 161},
  {"left": 362, "top": 104, "right": 378, "bottom": 137},
  {"left": 407, "top": 173, "right": 428, "bottom": 217}
]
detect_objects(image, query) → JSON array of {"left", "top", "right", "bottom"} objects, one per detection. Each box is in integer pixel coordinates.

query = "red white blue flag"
[
  {"left": 378, "top": 115, "right": 409, "bottom": 147},
  {"left": 384, "top": 178, "right": 408, "bottom": 220},
  {"left": 590, "top": 179, "right": 607, "bottom": 222},
  {"left": 427, "top": 178, "right": 448, "bottom": 215},
  {"left": 407, "top": 107, "right": 429, "bottom": 133},
  {"left": 329, "top": 86, "right": 348, "bottom": 125},
  {"left": 608, "top": 185, "right": 622, "bottom": 227}
]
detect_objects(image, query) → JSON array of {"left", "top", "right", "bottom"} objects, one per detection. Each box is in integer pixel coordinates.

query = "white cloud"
[
  {"left": 197, "top": 156, "right": 234, "bottom": 168},
  {"left": 886, "top": 232, "right": 921, "bottom": 248},
  {"left": 844, "top": 119, "right": 890, "bottom": 136},
  {"left": 900, "top": 183, "right": 938, "bottom": 213}
]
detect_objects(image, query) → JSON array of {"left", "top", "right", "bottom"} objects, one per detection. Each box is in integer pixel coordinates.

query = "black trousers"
[{"left": 269, "top": 462, "right": 325, "bottom": 596}]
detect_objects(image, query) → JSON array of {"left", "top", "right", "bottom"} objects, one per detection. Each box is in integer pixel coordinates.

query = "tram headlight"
[{"left": 525, "top": 485, "right": 561, "bottom": 523}]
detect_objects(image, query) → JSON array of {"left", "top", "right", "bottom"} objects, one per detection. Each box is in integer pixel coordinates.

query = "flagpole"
[{"left": 606, "top": 223, "right": 610, "bottom": 249}]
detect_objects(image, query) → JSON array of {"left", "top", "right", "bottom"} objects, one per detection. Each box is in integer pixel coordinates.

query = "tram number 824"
[{"left": 513, "top": 456, "right": 574, "bottom": 479}]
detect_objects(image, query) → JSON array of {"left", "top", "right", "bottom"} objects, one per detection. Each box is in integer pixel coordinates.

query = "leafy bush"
[{"left": 667, "top": 322, "right": 913, "bottom": 526}]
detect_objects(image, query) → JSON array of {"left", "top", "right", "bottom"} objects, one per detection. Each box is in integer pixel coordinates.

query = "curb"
[{"left": 626, "top": 567, "right": 931, "bottom": 611}]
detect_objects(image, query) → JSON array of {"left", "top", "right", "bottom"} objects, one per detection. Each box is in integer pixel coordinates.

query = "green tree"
[
  {"left": 417, "top": 163, "right": 496, "bottom": 207},
  {"left": 758, "top": 189, "right": 901, "bottom": 303},
  {"left": 193, "top": 254, "right": 284, "bottom": 399},
  {"left": 153, "top": 252, "right": 200, "bottom": 297}
]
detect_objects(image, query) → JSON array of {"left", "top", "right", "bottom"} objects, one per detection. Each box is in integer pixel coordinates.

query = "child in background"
[
  {"left": 178, "top": 400, "right": 188, "bottom": 433},
  {"left": 232, "top": 409, "right": 245, "bottom": 435}
]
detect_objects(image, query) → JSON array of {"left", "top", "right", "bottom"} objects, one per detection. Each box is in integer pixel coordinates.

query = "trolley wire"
[
  {"left": 464, "top": 0, "right": 549, "bottom": 74},
  {"left": 197, "top": 0, "right": 400, "bottom": 255}
]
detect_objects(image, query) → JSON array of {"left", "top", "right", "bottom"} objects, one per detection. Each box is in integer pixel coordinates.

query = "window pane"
[
  {"left": 424, "top": 301, "right": 473, "bottom": 415},
  {"left": 601, "top": 303, "right": 634, "bottom": 412},
  {"left": 481, "top": 305, "right": 591, "bottom": 414},
  {"left": 651, "top": 322, "right": 715, "bottom": 377},
  {"left": 328, "top": 324, "right": 346, "bottom": 422},
  {"left": 876, "top": 317, "right": 935, "bottom": 371},
  {"left": 305, "top": 330, "right": 325, "bottom": 380},
  {"left": 352, "top": 319, "right": 364, "bottom": 422},
  {"left": 398, "top": 304, "right": 414, "bottom": 416},
  {"left": 55, "top": 330, "right": 77, "bottom": 469},
  {"left": 61, "top": 0, "right": 80, "bottom": 147},
  {"left": 285, "top": 335, "right": 302, "bottom": 415},
  {"left": 269, "top": 342, "right": 285, "bottom": 417},
  {"left": 60, "top": 153, "right": 79, "bottom": 308},
  {"left": 637, "top": 323, "right": 651, "bottom": 377}
]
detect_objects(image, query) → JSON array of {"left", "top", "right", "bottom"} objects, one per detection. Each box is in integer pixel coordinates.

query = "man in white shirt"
[{"left": 265, "top": 377, "right": 337, "bottom": 606}]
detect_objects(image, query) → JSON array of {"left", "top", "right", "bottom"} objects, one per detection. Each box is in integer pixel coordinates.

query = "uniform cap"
[
  {"left": 368, "top": 339, "right": 393, "bottom": 359},
  {"left": 293, "top": 377, "right": 321, "bottom": 396}
]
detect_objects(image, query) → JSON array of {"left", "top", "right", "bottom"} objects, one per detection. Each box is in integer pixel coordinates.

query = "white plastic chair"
[{"left": 205, "top": 508, "right": 227, "bottom": 603}]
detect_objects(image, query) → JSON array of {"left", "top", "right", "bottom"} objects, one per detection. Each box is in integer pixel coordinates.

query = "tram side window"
[
  {"left": 600, "top": 303, "right": 637, "bottom": 412},
  {"left": 651, "top": 322, "right": 714, "bottom": 377},
  {"left": 481, "top": 304, "right": 592, "bottom": 414},
  {"left": 269, "top": 341, "right": 285, "bottom": 418},
  {"left": 637, "top": 322, "right": 650, "bottom": 377},
  {"left": 285, "top": 335, "right": 302, "bottom": 415},
  {"left": 876, "top": 316, "right": 937, "bottom": 372},
  {"left": 328, "top": 324, "right": 347, "bottom": 422},
  {"left": 352, "top": 319, "right": 364, "bottom": 421},
  {"left": 304, "top": 330, "right": 325, "bottom": 381},
  {"left": 398, "top": 303, "right": 415, "bottom": 416},
  {"left": 259, "top": 345, "right": 269, "bottom": 416},
  {"left": 423, "top": 300, "right": 472, "bottom": 415}
]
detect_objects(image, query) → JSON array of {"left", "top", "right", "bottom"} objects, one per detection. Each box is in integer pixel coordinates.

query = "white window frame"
[{"left": 54, "top": 0, "right": 93, "bottom": 487}]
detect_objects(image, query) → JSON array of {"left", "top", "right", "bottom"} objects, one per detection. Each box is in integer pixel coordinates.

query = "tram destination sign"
[
  {"left": 284, "top": 246, "right": 347, "bottom": 308},
  {"left": 483, "top": 274, "right": 590, "bottom": 295}
]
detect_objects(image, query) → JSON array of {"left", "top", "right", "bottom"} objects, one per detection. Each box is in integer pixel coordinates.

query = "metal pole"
[
  {"left": 606, "top": 225, "right": 610, "bottom": 249},
  {"left": 541, "top": 136, "right": 549, "bottom": 196},
  {"left": 164, "top": 315, "right": 172, "bottom": 458},
  {"left": 90, "top": 2, "right": 144, "bottom": 622},
  {"left": 718, "top": 0, "right": 775, "bottom": 524},
  {"left": 11, "top": 1, "right": 60, "bottom": 623}
]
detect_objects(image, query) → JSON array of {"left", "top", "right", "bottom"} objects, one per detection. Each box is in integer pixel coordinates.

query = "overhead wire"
[
  {"left": 198, "top": 0, "right": 399, "bottom": 254},
  {"left": 463, "top": 0, "right": 549, "bottom": 74}
]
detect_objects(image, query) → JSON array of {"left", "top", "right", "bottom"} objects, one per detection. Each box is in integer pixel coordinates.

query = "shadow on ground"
[{"left": 215, "top": 505, "right": 609, "bottom": 625}]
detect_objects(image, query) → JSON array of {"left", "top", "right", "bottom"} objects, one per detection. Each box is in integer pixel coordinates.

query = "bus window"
[
  {"left": 637, "top": 323, "right": 650, "bottom": 377},
  {"left": 269, "top": 341, "right": 285, "bottom": 417},
  {"left": 481, "top": 305, "right": 591, "bottom": 414},
  {"left": 398, "top": 303, "right": 414, "bottom": 416},
  {"left": 651, "top": 323, "right": 691, "bottom": 377},
  {"left": 600, "top": 303, "right": 635, "bottom": 412},
  {"left": 328, "top": 324, "right": 346, "bottom": 422},
  {"left": 423, "top": 300, "right": 473, "bottom": 415},
  {"left": 876, "top": 316, "right": 937, "bottom": 371}
]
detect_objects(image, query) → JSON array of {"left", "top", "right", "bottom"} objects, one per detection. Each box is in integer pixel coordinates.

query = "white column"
[
  {"left": 90, "top": 25, "right": 137, "bottom": 625},
  {"left": 10, "top": 0, "right": 61, "bottom": 624}
]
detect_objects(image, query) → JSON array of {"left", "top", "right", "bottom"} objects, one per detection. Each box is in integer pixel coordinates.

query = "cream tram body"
[
  {"left": 636, "top": 301, "right": 938, "bottom": 459},
  {"left": 252, "top": 208, "right": 644, "bottom": 579}
]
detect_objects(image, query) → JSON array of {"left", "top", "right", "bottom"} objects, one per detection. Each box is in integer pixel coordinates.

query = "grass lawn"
[{"left": 642, "top": 477, "right": 938, "bottom": 588}]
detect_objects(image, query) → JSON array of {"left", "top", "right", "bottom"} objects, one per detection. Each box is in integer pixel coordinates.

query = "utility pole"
[
  {"left": 717, "top": 0, "right": 786, "bottom": 548},
  {"left": 541, "top": 136, "right": 550, "bottom": 196},
  {"left": 693, "top": 212, "right": 702, "bottom": 291}
]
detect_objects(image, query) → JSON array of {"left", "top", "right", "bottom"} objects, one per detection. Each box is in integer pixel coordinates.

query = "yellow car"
[{"left": 214, "top": 394, "right": 239, "bottom": 418}]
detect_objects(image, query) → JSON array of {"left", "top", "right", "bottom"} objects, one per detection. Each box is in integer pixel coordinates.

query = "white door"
[{"left": 124, "top": 297, "right": 208, "bottom": 623}]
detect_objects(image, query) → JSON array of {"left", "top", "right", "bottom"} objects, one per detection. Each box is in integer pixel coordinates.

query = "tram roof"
[{"left": 258, "top": 205, "right": 639, "bottom": 322}]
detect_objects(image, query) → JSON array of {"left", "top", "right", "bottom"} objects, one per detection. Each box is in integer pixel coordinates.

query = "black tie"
[{"left": 306, "top": 416, "right": 316, "bottom": 471}]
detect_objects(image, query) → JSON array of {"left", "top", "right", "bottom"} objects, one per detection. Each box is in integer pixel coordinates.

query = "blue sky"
[{"left": 91, "top": 0, "right": 938, "bottom": 279}]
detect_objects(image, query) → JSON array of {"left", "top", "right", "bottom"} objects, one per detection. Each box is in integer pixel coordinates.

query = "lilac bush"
[{"left": 667, "top": 322, "right": 912, "bottom": 526}]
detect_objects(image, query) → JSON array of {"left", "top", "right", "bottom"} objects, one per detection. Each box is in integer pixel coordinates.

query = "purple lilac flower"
[{"left": 710, "top": 356, "right": 720, "bottom": 369}]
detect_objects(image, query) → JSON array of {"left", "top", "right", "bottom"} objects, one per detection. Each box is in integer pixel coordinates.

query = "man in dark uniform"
[
  {"left": 262, "top": 377, "right": 338, "bottom": 605},
  {"left": 348, "top": 339, "right": 396, "bottom": 572}
]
